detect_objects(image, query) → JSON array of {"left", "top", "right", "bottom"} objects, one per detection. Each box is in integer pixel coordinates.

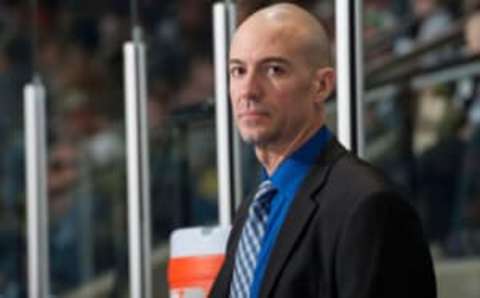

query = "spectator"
[{"left": 395, "top": 0, "right": 453, "bottom": 65}]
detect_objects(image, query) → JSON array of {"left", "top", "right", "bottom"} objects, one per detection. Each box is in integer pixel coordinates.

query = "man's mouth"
[{"left": 238, "top": 109, "right": 269, "bottom": 119}]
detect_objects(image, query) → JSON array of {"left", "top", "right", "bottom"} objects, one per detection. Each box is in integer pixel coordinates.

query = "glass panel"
[
  {"left": 41, "top": 3, "right": 126, "bottom": 296},
  {"left": 147, "top": 1, "right": 217, "bottom": 296},
  {"left": 1, "top": 0, "right": 220, "bottom": 297},
  {"left": 8, "top": 0, "right": 479, "bottom": 297},
  {"left": 364, "top": 1, "right": 480, "bottom": 298}
]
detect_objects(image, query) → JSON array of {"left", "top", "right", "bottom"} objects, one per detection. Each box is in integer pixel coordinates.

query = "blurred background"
[{"left": 1, "top": 0, "right": 480, "bottom": 297}]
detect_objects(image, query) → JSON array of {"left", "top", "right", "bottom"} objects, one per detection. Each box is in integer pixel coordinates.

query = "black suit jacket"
[{"left": 210, "top": 138, "right": 436, "bottom": 298}]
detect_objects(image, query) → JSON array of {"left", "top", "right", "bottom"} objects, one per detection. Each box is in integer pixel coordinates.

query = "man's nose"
[{"left": 238, "top": 71, "right": 262, "bottom": 101}]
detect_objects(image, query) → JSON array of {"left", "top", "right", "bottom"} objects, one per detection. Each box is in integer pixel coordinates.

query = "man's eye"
[
  {"left": 266, "top": 65, "right": 285, "bottom": 76},
  {"left": 229, "top": 66, "right": 245, "bottom": 77}
]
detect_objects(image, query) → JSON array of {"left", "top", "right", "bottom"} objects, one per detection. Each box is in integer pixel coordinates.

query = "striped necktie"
[{"left": 230, "top": 180, "right": 277, "bottom": 298}]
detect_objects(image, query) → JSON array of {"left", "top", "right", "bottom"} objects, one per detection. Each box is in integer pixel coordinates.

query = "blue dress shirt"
[{"left": 250, "top": 127, "right": 332, "bottom": 297}]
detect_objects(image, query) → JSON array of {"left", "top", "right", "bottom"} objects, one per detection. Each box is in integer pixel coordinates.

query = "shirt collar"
[{"left": 262, "top": 126, "right": 332, "bottom": 191}]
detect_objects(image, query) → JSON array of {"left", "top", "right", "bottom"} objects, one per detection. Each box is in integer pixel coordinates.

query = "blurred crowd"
[
  {"left": 0, "top": 0, "right": 218, "bottom": 295},
  {"left": 360, "top": 0, "right": 480, "bottom": 259},
  {"left": 0, "top": 0, "right": 479, "bottom": 296}
]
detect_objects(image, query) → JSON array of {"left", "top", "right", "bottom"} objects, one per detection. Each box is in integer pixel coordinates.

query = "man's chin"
[{"left": 241, "top": 132, "right": 274, "bottom": 147}]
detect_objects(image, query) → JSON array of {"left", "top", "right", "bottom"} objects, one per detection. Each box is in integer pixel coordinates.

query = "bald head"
[
  {"left": 233, "top": 3, "right": 332, "bottom": 68},
  {"left": 228, "top": 2, "right": 336, "bottom": 165}
]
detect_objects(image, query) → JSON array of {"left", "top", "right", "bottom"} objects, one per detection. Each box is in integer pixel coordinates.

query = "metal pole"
[
  {"left": 24, "top": 80, "right": 50, "bottom": 298},
  {"left": 213, "top": 2, "right": 236, "bottom": 226},
  {"left": 335, "top": 0, "right": 365, "bottom": 156},
  {"left": 124, "top": 26, "right": 152, "bottom": 298},
  {"left": 354, "top": 0, "right": 365, "bottom": 158},
  {"left": 225, "top": 2, "right": 243, "bottom": 211}
]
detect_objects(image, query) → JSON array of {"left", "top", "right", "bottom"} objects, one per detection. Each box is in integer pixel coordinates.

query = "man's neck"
[{"left": 255, "top": 121, "right": 323, "bottom": 175}]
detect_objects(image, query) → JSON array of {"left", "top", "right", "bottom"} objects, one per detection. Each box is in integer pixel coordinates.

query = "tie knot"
[{"left": 254, "top": 180, "right": 276, "bottom": 205}]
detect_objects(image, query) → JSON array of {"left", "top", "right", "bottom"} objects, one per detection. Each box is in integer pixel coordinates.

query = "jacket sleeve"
[{"left": 335, "top": 192, "right": 437, "bottom": 298}]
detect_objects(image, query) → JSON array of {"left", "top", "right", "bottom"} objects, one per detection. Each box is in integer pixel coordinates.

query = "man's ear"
[{"left": 313, "top": 67, "right": 335, "bottom": 105}]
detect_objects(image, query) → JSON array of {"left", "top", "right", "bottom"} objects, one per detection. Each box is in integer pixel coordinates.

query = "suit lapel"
[{"left": 259, "top": 139, "right": 346, "bottom": 297}]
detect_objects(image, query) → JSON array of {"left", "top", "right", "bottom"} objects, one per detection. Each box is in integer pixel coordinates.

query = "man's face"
[
  {"left": 466, "top": 15, "right": 480, "bottom": 54},
  {"left": 229, "top": 23, "right": 320, "bottom": 149},
  {"left": 413, "top": 0, "right": 435, "bottom": 18}
]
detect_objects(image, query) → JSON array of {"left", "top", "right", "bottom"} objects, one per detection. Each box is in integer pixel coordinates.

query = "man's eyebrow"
[
  {"left": 229, "top": 57, "right": 290, "bottom": 65},
  {"left": 229, "top": 58, "right": 244, "bottom": 65}
]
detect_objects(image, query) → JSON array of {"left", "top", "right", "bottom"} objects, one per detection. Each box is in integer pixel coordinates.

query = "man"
[{"left": 210, "top": 3, "right": 436, "bottom": 298}]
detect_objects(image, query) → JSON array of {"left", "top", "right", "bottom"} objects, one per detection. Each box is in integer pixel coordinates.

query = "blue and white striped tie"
[{"left": 230, "top": 180, "right": 276, "bottom": 298}]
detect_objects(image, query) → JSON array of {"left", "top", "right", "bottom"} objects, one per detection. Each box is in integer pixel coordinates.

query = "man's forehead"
[
  {"left": 232, "top": 20, "right": 300, "bottom": 50},
  {"left": 230, "top": 36, "right": 296, "bottom": 65}
]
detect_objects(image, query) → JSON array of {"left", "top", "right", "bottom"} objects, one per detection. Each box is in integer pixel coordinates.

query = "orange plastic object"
[{"left": 168, "top": 254, "right": 225, "bottom": 294}]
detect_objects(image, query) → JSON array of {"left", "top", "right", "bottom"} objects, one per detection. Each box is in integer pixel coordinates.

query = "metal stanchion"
[
  {"left": 335, "top": 0, "right": 365, "bottom": 157},
  {"left": 213, "top": 1, "right": 238, "bottom": 226},
  {"left": 24, "top": 80, "right": 50, "bottom": 298},
  {"left": 124, "top": 26, "right": 152, "bottom": 298},
  {"left": 226, "top": 2, "right": 244, "bottom": 213}
]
